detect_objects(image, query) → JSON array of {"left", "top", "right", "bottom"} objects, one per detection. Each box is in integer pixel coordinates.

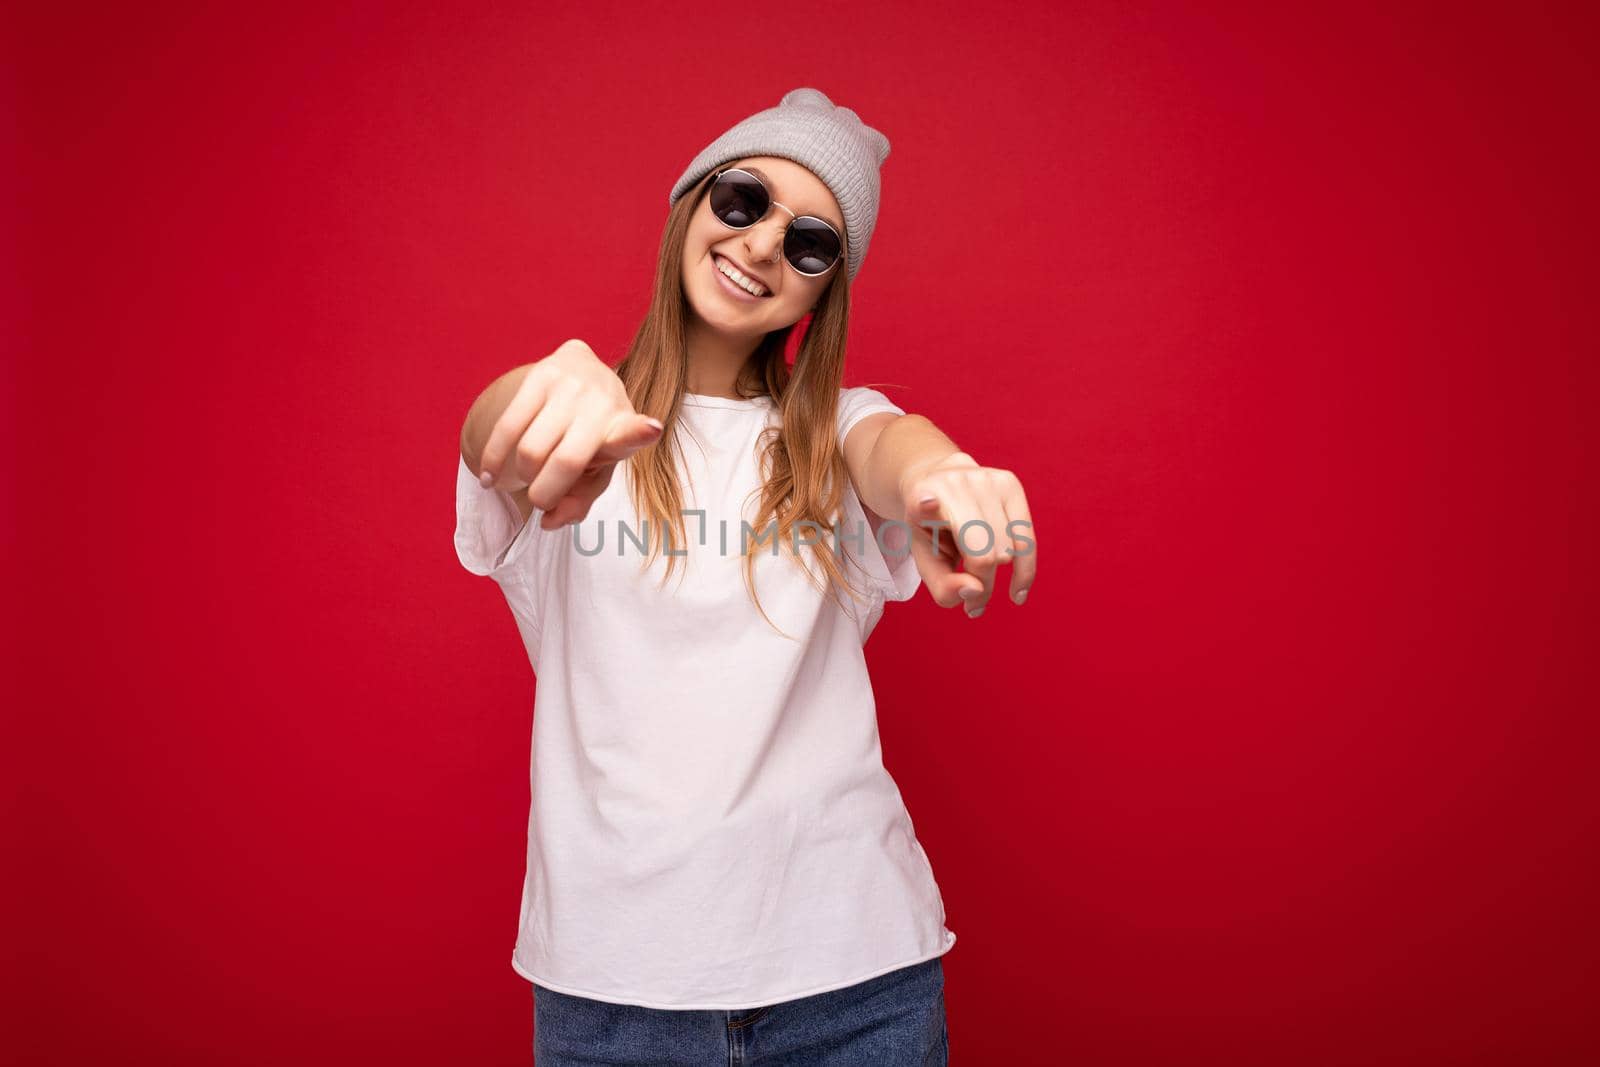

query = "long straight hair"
[{"left": 612, "top": 168, "right": 877, "bottom": 638}]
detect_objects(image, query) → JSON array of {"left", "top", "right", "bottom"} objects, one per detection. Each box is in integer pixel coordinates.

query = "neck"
[{"left": 683, "top": 315, "right": 762, "bottom": 398}]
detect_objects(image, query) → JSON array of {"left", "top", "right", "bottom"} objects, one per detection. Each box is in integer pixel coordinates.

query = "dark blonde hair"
[{"left": 613, "top": 168, "right": 878, "bottom": 638}]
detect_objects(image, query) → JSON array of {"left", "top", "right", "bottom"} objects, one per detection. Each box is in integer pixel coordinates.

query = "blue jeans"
[{"left": 532, "top": 956, "right": 949, "bottom": 1065}]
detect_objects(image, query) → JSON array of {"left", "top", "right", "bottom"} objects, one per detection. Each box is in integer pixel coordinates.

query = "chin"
[{"left": 685, "top": 292, "right": 746, "bottom": 334}]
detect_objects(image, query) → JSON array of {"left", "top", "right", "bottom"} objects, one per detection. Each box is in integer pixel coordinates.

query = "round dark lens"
[
  {"left": 785, "top": 217, "right": 842, "bottom": 275},
  {"left": 709, "top": 170, "right": 768, "bottom": 228}
]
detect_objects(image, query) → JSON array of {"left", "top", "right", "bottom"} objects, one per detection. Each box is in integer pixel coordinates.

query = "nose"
[{"left": 744, "top": 215, "right": 787, "bottom": 267}]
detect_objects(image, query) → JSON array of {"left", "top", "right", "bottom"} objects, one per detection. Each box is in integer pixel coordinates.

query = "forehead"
[{"left": 730, "top": 156, "right": 844, "bottom": 229}]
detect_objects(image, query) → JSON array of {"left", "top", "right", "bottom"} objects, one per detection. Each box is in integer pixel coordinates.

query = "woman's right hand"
[{"left": 469, "top": 339, "right": 664, "bottom": 530}]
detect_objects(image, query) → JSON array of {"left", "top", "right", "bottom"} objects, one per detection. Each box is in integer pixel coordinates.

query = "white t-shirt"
[{"left": 453, "top": 384, "right": 956, "bottom": 1010}]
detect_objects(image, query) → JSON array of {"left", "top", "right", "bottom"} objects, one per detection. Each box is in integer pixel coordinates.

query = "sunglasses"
[{"left": 708, "top": 167, "right": 846, "bottom": 278}]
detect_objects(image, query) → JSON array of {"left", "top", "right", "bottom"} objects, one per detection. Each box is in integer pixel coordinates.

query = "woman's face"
[{"left": 681, "top": 155, "right": 845, "bottom": 338}]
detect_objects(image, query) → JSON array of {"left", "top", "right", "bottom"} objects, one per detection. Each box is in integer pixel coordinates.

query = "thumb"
[{"left": 593, "top": 413, "right": 666, "bottom": 463}]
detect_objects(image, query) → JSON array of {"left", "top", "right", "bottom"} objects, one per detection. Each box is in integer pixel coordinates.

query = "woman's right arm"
[{"left": 459, "top": 340, "right": 665, "bottom": 528}]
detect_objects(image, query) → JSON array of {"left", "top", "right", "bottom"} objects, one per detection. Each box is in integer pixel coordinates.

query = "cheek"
[
  {"left": 681, "top": 243, "right": 707, "bottom": 289},
  {"left": 792, "top": 276, "right": 828, "bottom": 305}
]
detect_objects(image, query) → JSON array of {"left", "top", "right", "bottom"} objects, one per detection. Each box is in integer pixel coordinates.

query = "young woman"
[{"left": 455, "top": 88, "right": 1036, "bottom": 1065}]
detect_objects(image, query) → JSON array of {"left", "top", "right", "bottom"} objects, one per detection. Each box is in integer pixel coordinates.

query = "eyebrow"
[{"left": 741, "top": 165, "right": 845, "bottom": 234}]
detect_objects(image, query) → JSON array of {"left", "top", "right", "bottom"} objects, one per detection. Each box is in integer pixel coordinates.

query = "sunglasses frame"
[{"left": 708, "top": 166, "right": 846, "bottom": 278}]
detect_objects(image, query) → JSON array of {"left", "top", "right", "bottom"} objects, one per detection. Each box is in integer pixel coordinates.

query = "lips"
[{"left": 713, "top": 253, "right": 772, "bottom": 298}]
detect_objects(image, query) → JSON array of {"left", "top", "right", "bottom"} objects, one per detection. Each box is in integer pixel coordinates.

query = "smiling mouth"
[{"left": 713, "top": 254, "right": 773, "bottom": 298}]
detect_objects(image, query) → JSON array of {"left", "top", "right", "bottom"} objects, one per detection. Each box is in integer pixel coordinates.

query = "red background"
[{"left": 9, "top": 2, "right": 1595, "bottom": 1063}]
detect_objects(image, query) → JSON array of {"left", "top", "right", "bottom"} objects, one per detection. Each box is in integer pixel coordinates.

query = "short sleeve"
[
  {"left": 837, "top": 384, "right": 906, "bottom": 445},
  {"left": 453, "top": 454, "right": 544, "bottom": 577},
  {"left": 836, "top": 386, "right": 923, "bottom": 603}
]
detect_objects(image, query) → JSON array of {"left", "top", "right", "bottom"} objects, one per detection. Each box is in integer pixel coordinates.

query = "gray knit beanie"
[{"left": 668, "top": 87, "right": 891, "bottom": 284}]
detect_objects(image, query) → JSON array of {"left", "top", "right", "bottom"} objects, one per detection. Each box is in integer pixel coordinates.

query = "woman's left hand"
[{"left": 899, "top": 452, "right": 1037, "bottom": 618}]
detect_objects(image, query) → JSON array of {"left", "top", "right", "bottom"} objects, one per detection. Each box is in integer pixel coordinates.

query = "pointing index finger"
[{"left": 1000, "top": 476, "right": 1037, "bottom": 603}]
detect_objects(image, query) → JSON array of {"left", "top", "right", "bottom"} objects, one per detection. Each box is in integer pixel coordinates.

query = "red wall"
[{"left": 10, "top": 3, "right": 1595, "bottom": 1063}]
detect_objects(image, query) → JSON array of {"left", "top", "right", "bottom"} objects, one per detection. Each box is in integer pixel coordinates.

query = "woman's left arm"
[{"left": 844, "top": 412, "right": 1037, "bottom": 617}]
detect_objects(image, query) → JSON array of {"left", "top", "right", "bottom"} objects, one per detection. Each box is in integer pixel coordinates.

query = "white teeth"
[{"left": 716, "top": 256, "right": 768, "bottom": 296}]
